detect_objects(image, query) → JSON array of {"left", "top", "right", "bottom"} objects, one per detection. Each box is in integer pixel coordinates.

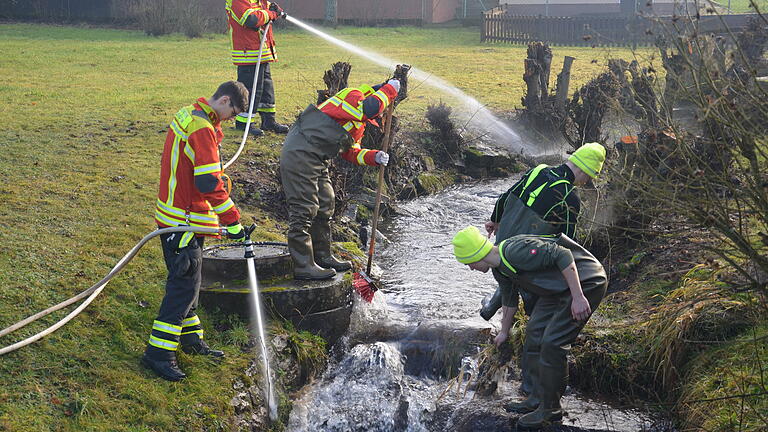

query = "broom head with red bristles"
[{"left": 353, "top": 269, "right": 380, "bottom": 303}]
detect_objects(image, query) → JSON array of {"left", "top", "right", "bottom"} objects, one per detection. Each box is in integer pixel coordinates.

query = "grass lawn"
[
  {"left": 721, "top": 0, "right": 768, "bottom": 12},
  {"left": 0, "top": 23, "right": 641, "bottom": 431}
]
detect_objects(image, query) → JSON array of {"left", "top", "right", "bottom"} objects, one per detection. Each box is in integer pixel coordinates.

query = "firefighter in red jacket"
[
  {"left": 280, "top": 79, "right": 401, "bottom": 280},
  {"left": 142, "top": 81, "right": 250, "bottom": 382},
  {"left": 226, "top": 0, "right": 289, "bottom": 136}
]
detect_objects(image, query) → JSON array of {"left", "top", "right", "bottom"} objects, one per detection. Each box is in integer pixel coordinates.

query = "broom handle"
[{"left": 366, "top": 102, "right": 395, "bottom": 275}]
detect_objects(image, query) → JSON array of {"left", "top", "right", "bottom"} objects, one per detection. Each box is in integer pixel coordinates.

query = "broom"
[{"left": 353, "top": 101, "right": 395, "bottom": 302}]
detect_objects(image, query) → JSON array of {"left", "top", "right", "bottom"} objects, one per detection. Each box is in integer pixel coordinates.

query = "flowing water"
[
  {"left": 287, "top": 179, "right": 667, "bottom": 431},
  {"left": 281, "top": 16, "right": 666, "bottom": 430},
  {"left": 285, "top": 15, "right": 528, "bottom": 154}
]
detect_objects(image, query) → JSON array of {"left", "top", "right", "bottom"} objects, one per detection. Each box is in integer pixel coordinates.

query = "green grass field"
[{"left": 0, "top": 23, "right": 642, "bottom": 431}]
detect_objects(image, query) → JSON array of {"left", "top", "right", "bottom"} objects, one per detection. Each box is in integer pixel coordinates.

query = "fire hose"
[{"left": 0, "top": 226, "right": 225, "bottom": 356}]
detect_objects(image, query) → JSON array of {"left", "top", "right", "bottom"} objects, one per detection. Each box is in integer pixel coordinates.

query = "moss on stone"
[{"left": 416, "top": 170, "right": 456, "bottom": 195}]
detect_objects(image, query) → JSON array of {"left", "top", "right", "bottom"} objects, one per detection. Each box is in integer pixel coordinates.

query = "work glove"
[
  {"left": 386, "top": 78, "right": 401, "bottom": 94},
  {"left": 269, "top": 2, "right": 286, "bottom": 19},
  {"left": 226, "top": 222, "right": 246, "bottom": 242},
  {"left": 374, "top": 151, "right": 389, "bottom": 166}
]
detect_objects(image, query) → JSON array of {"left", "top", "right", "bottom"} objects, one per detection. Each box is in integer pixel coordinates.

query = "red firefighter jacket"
[
  {"left": 317, "top": 83, "right": 398, "bottom": 166},
  {"left": 226, "top": 0, "right": 277, "bottom": 65},
  {"left": 155, "top": 98, "right": 240, "bottom": 235}
]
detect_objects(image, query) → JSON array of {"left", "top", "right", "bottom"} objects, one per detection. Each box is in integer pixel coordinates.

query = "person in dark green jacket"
[
  {"left": 452, "top": 226, "right": 607, "bottom": 428},
  {"left": 481, "top": 143, "right": 606, "bottom": 396}
]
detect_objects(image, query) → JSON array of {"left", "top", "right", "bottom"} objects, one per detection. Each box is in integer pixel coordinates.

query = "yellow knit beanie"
[
  {"left": 452, "top": 226, "right": 493, "bottom": 264},
  {"left": 569, "top": 142, "right": 606, "bottom": 179}
]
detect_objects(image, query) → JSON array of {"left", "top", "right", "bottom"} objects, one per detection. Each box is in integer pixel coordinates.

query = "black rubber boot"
[
  {"left": 311, "top": 217, "right": 352, "bottom": 272},
  {"left": 260, "top": 112, "right": 289, "bottom": 134},
  {"left": 182, "top": 341, "right": 225, "bottom": 358},
  {"left": 480, "top": 286, "right": 502, "bottom": 320},
  {"left": 141, "top": 354, "right": 186, "bottom": 381},
  {"left": 505, "top": 396, "right": 539, "bottom": 414},
  {"left": 288, "top": 232, "right": 336, "bottom": 280},
  {"left": 235, "top": 120, "right": 264, "bottom": 137}
]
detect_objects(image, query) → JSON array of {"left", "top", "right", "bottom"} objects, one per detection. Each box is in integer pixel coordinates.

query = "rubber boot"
[
  {"left": 235, "top": 119, "right": 264, "bottom": 137},
  {"left": 141, "top": 353, "right": 186, "bottom": 381},
  {"left": 182, "top": 340, "right": 225, "bottom": 358},
  {"left": 507, "top": 349, "right": 540, "bottom": 413},
  {"left": 520, "top": 347, "right": 536, "bottom": 396},
  {"left": 260, "top": 112, "right": 289, "bottom": 134},
  {"left": 311, "top": 218, "right": 352, "bottom": 272},
  {"left": 288, "top": 232, "right": 336, "bottom": 280},
  {"left": 479, "top": 286, "right": 502, "bottom": 320},
  {"left": 505, "top": 395, "right": 539, "bottom": 414},
  {"left": 517, "top": 364, "right": 565, "bottom": 428}
]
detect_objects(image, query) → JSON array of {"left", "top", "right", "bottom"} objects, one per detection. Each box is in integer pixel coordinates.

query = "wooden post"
[{"left": 555, "top": 56, "right": 575, "bottom": 112}]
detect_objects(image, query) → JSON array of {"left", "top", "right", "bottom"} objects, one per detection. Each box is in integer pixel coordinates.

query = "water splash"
[{"left": 285, "top": 15, "right": 529, "bottom": 153}]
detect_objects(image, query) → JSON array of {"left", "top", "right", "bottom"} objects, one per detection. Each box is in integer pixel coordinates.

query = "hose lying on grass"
[{"left": 0, "top": 226, "right": 223, "bottom": 356}]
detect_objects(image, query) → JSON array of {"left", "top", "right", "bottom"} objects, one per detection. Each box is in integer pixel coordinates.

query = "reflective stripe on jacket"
[
  {"left": 226, "top": 0, "right": 277, "bottom": 65},
  {"left": 317, "top": 84, "right": 397, "bottom": 165},
  {"left": 155, "top": 98, "right": 240, "bottom": 234},
  {"left": 491, "top": 163, "right": 579, "bottom": 238}
]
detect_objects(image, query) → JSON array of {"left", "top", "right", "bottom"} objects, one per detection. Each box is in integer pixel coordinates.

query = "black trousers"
[
  {"left": 236, "top": 62, "right": 275, "bottom": 126},
  {"left": 145, "top": 233, "right": 205, "bottom": 360}
]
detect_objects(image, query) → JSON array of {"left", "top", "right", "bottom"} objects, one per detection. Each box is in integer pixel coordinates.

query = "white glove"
[
  {"left": 387, "top": 79, "right": 401, "bottom": 93},
  {"left": 374, "top": 151, "right": 389, "bottom": 166}
]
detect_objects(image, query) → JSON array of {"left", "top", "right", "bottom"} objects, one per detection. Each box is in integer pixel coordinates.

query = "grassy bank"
[{"left": 0, "top": 22, "right": 660, "bottom": 431}]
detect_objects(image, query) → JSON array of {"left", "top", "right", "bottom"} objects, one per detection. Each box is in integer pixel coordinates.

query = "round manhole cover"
[
  {"left": 205, "top": 243, "right": 287, "bottom": 260},
  {"left": 202, "top": 242, "right": 292, "bottom": 285}
]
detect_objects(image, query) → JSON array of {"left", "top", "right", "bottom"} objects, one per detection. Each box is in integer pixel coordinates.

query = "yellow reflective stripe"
[
  {"left": 167, "top": 135, "right": 181, "bottom": 207},
  {"left": 154, "top": 209, "right": 185, "bottom": 226},
  {"left": 227, "top": 3, "right": 254, "bottom": 26},
  {"left": 194, "top": 163, "right": 221, "bottom": 176},
  {"left": 372, "top": 89, "right": 389, "bottom": 108},
  {"left": 181, "top": 330, "right": 204, "bottom": 336},
  {"left": 184, "top": 143, "right": 195, "bottom": 163},
  {"left": 356, "top": 149, "right": 370, "bottom": 165},
  {"left": 497, "top": 240, "right": 518, "bottom": 274},
  {"left": 526, "top": 183, "right": 548, "bottom": 207},
  {"left": 340, "top": 101, "right": 363, "bottom": 120},
  {"left": 521, "top": 164, "right": 548, "bottom": 195},
  {"left": 318, "top": 96, "right": 343, "bottom": 110},
  {"left": 153, "top": 320, "right": 182, "bottom": 335},
  {"left": 148, "top": 336, "right": 179, "bottom": 351},
  {"left": 549, "top": 179, "right": 569, "bottom": 188},
  {"left": 155, "top": 209, "right": 218, "bottom": 228},
  {"left": 342, "top": 122, "right": 353, "bottom": 131},
  {"left": 182, "top": 316, "right": 201, "bottom": 327},
  {"left": 170, "top": 120, "right": 189, "bottom": 141},
  {"left": 212, "top": 198, "right": 235, "bottom": 214},
  {"left": 179, "top": 231, "right": 194, "bottom": 248},
  {"left": 258, "top": 9, "right": 269, "bottom": 22},
  {"left": 156, "top": 200, "right": 218, "bottom": 223}
]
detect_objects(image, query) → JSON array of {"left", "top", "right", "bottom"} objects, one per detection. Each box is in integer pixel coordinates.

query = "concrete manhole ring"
[{"left": 202, "top": 241, "right": 292, "bottom": 285}]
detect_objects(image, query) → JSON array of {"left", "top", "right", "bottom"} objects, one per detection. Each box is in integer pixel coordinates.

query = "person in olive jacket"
[{"left": 452, "top": 226, "right": 607, "bottom": 428}]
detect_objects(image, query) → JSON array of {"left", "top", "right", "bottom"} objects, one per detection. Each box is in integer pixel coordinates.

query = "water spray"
[
  {"left": 242, "top": 224, "right": 279, "bottom": 421},
  {"left": 284, "top": 15, "right": 526, "bottom": 151}
]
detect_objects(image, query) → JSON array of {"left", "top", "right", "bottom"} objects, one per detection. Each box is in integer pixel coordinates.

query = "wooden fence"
[{"left": 482, "top": 10, "right": 758, "bottom": 47}]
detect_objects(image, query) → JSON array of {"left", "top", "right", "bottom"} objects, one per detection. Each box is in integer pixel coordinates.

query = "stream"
[{"left": 287, "top": 178, "right": 668, "bottom": 432}]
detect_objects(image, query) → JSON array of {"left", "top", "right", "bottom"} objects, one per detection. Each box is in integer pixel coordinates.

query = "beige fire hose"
[{"left": 0, "top": 226, "right": 224, "bottom": 356}]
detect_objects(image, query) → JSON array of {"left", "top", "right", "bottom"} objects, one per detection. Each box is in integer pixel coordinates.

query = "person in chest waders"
[
  {"left": 452, "top": 226, "right": 608, "bottom": 428},
  {"left": 481, "top": 143, "right": 606, "bottom": 396},
  {"left": 280, "top": 79, "right": 400, "bottom": 280}
]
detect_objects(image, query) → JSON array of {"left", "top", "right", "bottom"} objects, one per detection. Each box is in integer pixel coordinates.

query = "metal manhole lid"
[{"left": 203, "top": 243, "right": 288, "bottom": 260}]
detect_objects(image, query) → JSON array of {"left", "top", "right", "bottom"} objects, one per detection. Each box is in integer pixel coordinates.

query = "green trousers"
[{"left": 523, "top": 281, "right": 606, "bottom": 409}]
